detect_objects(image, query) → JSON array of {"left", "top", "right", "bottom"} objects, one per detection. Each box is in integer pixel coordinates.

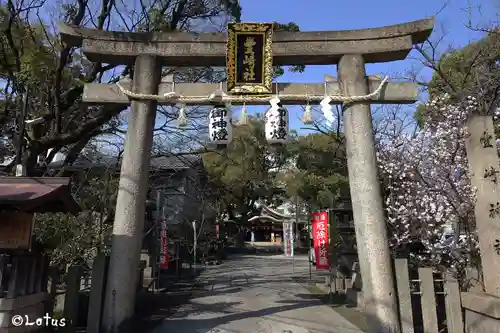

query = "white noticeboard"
[{"left": 283, "top": 222, "right": 294, "bottom": 257}]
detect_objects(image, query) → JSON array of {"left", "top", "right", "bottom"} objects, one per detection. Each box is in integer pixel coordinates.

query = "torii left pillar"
[{"left": 101, "top": 54, "right": 160, "bottom": 333}]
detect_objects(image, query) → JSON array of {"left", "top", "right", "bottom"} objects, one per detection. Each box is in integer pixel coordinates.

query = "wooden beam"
[
  {"left": 82, "top": 79, "right": 418, "bottom": 106},
  {"left": 59, "top": 18, "right": 434, "bottom": 66}
]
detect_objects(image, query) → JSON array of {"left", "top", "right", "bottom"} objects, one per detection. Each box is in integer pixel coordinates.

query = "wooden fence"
[
  {"left": 394, "top": 258, "right": 464, "bottom": 333},
  {"left": 48, "top": 254, "right": 146, "bottom": 333},
  {"left": 0, "top": 252, "right": 110, "bottom": 332},
  {"left": 0, "top": 253, "right": 52, "bottom": 332},
  {"left": 326, "top": 258, "right": 466, "bottom": 333},
  {"left": 0, "top": 253, "right": 48, "bottom": 299}
]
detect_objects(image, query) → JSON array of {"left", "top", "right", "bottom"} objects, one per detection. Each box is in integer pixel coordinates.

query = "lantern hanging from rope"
[
  {"left": 208, "top": 105, "right": 233, "bottom": 145},
  {"left": 265, "top": 99, "right": 289, "bottom": 144}
]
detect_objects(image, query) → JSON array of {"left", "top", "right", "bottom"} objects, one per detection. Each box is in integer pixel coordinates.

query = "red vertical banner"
[
  {"left": 159, "top": 220, "right": 169, "bottom": 269},
  {"left": 312, "top": 210, "right": 330, "bottom": 270}
]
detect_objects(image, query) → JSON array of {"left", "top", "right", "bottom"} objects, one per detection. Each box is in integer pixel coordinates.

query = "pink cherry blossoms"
[{"left": 377, "top": 95, "right": 480, "bottom": 267}]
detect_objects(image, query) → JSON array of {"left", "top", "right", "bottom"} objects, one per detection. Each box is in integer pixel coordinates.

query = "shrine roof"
[{"left": 0, "top": 177, "right": 80, "bottom": 214}]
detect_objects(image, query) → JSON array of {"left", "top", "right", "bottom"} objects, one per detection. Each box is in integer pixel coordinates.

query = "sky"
[{"left": 234, "top": 0, "right": 498, "bottom": 132}]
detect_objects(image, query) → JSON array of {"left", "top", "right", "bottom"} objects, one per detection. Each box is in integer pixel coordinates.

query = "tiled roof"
[
  {"left": 150, "top": 154, "right": 203, "bottom": 169},
  {"left": 43, "top": 153, "right": 203, "bottom": 171}
]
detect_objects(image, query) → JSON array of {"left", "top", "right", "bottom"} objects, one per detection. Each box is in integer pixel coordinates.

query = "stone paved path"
[{"left": 150, "top": 255, "right": 365, "bottom": 333}]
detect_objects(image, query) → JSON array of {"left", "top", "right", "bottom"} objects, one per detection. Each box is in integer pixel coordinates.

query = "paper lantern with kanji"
[
  {"left": 265, "top": 106, "right": 289, "bottom": 144},
  {"left": 208, "top": 106, "right": 233, "bottom": 145}
]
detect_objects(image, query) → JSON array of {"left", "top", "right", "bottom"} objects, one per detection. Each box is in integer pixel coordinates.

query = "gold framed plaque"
[{"left": 226, "top": 22, "right": 274, "bottom": 94}]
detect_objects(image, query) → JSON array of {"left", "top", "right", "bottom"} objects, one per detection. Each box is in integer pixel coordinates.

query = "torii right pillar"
[{"left": 338, "top": 55, "right": 400, "bottom": 333}]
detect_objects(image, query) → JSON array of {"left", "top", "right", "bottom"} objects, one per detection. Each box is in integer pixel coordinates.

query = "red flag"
[{"left": 312, "top": 211, "right": 330, "bottom": 270}]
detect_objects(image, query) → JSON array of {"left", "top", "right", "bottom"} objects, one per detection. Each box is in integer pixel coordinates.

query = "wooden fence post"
[
  {"left": 35, "top": 256, "right": 47, "bottom": 293},
  {"left": 419, "top": 267, "right": 439, "bottom": 333},
  {"left": 47, "top": 266, "right": 58, "bottom": 298},
  {"left": 63, "top": 265, "right": 82, "bottom": 332},
  {"left": 27, "top": 256, "right": 37, "bottom": 294},
  {"left": 443, "top": 273, "right": 464, "bottom": 333},
  {"left": 0, "top": 255, "right": 6, "bottom": 297},
  {"left": 45, "top": 266, "right": 59, "bottom": 315},
  {"left": 18, "top": 257, "right": 29, "bottom": 297},
  {"left": 7, "top": 257, "right": 20, "bottom": 298},
  {"left": 87, "top": 254, "right": 110, "bottom": 333},
  {"left": 394, "top": 259, "right": 414, "bottom": 333}
]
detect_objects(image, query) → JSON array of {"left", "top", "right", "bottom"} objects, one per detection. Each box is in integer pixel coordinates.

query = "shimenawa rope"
[{"left": 114, "top": 76, "right": 389, "bottom": 105}]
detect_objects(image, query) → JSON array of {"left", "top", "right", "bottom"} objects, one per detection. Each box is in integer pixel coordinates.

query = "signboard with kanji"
[
  {"left": 312, "top": 210, "right": 330, "bottom": 270},
  {"left": 226, "top": 22, "right": 274, "bottom": 94}
]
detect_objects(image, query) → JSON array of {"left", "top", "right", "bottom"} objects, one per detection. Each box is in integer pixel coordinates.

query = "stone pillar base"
[{"left": 461, "top": 292, "right": 500, "bottom": 333}]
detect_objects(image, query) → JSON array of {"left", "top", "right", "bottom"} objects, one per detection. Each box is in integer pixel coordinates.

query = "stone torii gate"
[{"left": 60, "top": 18, "right": 434, "bottom": 333}]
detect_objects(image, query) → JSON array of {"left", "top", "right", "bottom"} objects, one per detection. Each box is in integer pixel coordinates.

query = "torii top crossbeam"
[{"left": 58, "top": 18, "right": 434, "bottom": 66}]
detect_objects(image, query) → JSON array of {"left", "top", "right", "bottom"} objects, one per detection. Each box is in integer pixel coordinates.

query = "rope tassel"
[
  {"left": 238, "top": 103, "right": 248, "bottom": 125},
  {"left": 177, "top": 103, "right": 188, "bottom": 128},
  {"left": 301, "top": 102, "right": 313, "bottom": 124}
]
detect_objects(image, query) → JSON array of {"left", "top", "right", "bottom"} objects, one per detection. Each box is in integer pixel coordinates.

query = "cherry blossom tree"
[{"left": 376, "top": 95, "right": 480, "bottom": 273}]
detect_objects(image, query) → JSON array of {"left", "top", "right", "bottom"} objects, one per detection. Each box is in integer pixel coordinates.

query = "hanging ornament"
[
  {"left": 208, "top": 105, "right": 233, "bottom": 145},
  {"left": 177, "top": 103, "right": 188, "bottom": 128},
  {"left": 320, "top": 96, "right": 335, "bottom": 127},
  {"left": 320, "top": 96, "right": 332, "bottom": 113},
  {"left": 238, "top": 102, "right": 248, "bottom": 125},
  {"left": 225, "top": 99, "right": 232, "bottom": 111},
  {"left": 301, "top": 101, "right": 314, "bottom": 124},
  {"left": 265, "top": 103, "right": 289, "bottom": 145},
  {"left": 269, "top": 96, "right": 280, "bottom": 110}
]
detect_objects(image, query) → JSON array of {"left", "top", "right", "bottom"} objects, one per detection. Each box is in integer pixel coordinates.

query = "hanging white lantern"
[
  {"left": 208, "top": 105, "right": 233, "bottom": 145},
  {"left": 265, "top": 104, "right": 289, "bottom": 144}
]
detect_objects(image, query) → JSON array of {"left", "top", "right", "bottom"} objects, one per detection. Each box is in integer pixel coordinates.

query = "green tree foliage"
[
  {"left": 202, "top": 115, "right": 295, "bottom": 224},
  {"left": 203, "top": 124, "right": 350, "bottom": 223},
  {"left": 0, "top": 0, "right": 245, "bottom": 174},
  {"left": 272, "top": 22, "right": 305, "bottom": 77},
  {"left": 414, "top": 30, "right": 500, "bottom": 127},
  {"left": 35, "top": 169, "right": 119, "bottom": 265},
  {"left": 284, "top": 133, "right": 349, "bottom": 209}
]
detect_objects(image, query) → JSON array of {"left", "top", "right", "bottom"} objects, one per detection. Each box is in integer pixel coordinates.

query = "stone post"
[
  {"left": 87, "top": 253, "right": 110, "bottom": 333},
  {"left": 465, "top": 114, "right": 500, "bottom": 296},
  {"left": 338, "top": 54, "right": 400, "bottom": 333},
  {"left": 101, "top": 55, "right": 161, "bottom": 333}
]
